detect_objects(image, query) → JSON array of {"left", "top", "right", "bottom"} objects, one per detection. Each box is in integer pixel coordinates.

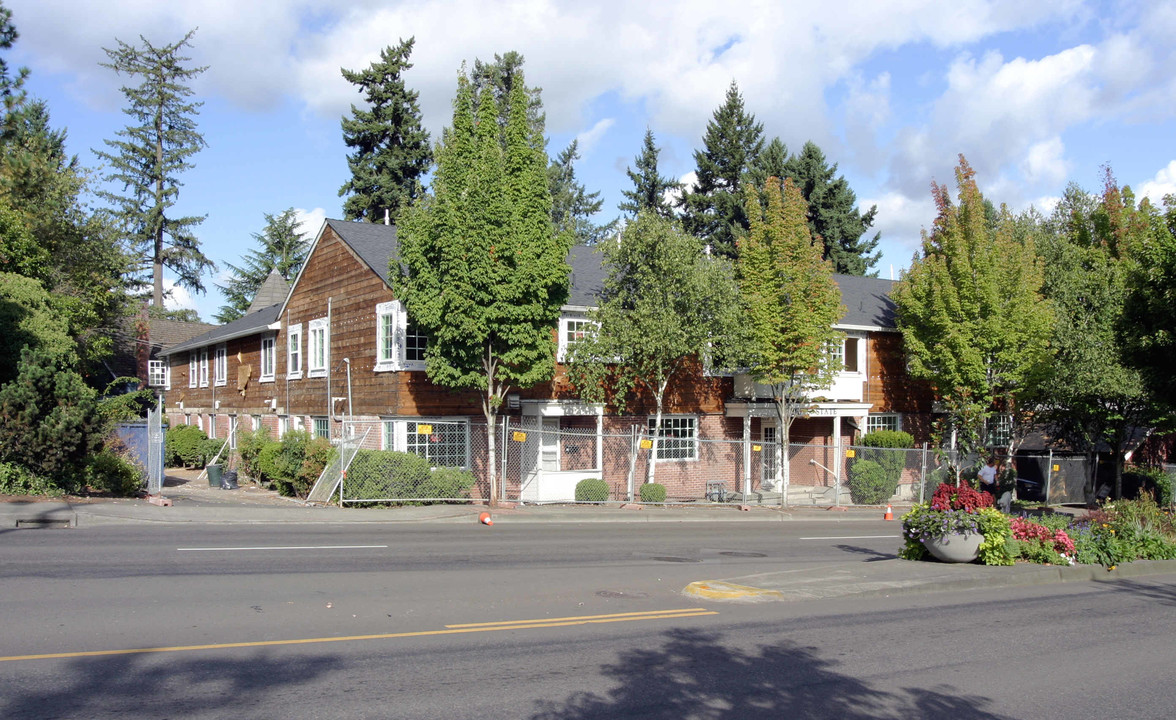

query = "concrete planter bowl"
[{"left": 923, "top": 532, "right": 983, "bottom": 563}]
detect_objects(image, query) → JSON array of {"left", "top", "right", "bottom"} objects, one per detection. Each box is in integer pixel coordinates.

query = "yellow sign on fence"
[
  {"left": 1052, "top": 464, "right": 1060, "bottom": 472},
  {"left": 512, "top": 431, "right": 527, "bottom": 442},
  {"left": 845, "top": 449, "right": 856, "bottom": 458},
  {"left": 752, "top": 444, "right": 762, "bottom": 452},
  {"left": 639, "top": 439, "right": 653, "bottom": 449},
  {"left": 416, "top": 424, "right": 433, "bottom": 434}
]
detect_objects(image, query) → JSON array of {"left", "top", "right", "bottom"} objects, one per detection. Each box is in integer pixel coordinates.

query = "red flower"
[{"left": 930, "top": 483, "right": 993, "bottom": 513}]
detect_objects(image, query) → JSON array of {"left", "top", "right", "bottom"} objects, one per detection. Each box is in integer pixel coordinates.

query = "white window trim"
[
  {"left": 189, "top": 352, "right": 197, "bottom": 388},
  {"left": 287, "top": 323, "right": 303, "bottom": 379},
  {"left": 840, "top": 333, "right": 865, "bottom": 375},
  {"left": 382, "top": 417, "right": 471, "bottom": 468},
  {"left": 199, "top": 348, "right": 209, "bottom": 388},
  {"left": 148, "top": 359, "right": 168, "bottom": 388},
  {"left": 557, "top": 313, "right": 599, "bottom": 363},
  {"left": 260, "top": 335, "right": 276, "bottom": 383},
  {"left": 647, "top": 415, "right": 699, "bottom": 462},
  {"left": 866, "top": 413, "right": 903, "bottom": 434},
  {"left": 308, "top": 317, "right": 329, "bottom": 378},
  {"left": 214, "top": 344, "right": 228, "bottom": 387},
  {"left": 375, "top": 300, "right": 426, "bottom": 372}
]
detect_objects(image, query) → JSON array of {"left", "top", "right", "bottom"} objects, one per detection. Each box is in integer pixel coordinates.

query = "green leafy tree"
[
  {"left": 548, "top": 139, "right": 616, "bottom": 244},
  {"left": 566, "top": 212, "right": 741, "bottom": 486},
  {"left": 1121, "top": 190, "right": 1176, "bottom": 411},
  {"left": 680, "top": 81, "right": 765, "bottom": 258},
  {"left": 893, "top": 156, "right": 1052, "bottom": 475},
  {"left": 738, "top": 177, "right": 844, "bottom": 501},
  {"left": 338, "top": 38, "right": 432, "bottom": 224},
  {"left": 783, "top": 141, "right": 880, "bottom": 276},
  {"left": 618, "top": 129, "right": 679, "bottom": 219},
  {"left": 215, "top": 208, "right": 309, "bottom": 322},
  {"left": 95, "top": 29, "right": 212, "bottom": 310},
  {"left": 396, "top": 66, "right": 570, "bottom": 505},
  {"left": 0, "top": 271, "right": 76, "bottom": 386},
  {"left": 1036, "top": 181, "right": 1153, "bottom": 501},
  {"left": 0, "top": 348, "right": 99, "bottom": 489}
]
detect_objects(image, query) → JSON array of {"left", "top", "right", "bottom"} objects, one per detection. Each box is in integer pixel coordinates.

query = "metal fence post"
[
  {"left": 1045, "top": 449, "right": 1053, "bottom": 506},
  {"left": 919, "top": 442, "right": 929, "bottom": 503}
]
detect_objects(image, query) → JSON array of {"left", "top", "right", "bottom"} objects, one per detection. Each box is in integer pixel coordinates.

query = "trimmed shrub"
[
  {"left": 640, "top": 482, "right": 667, "bottom": 503},
  {"left": 236, "top": 425, "right": 271, "bottom": 481},
  {"left": 85, "top": 449, "right": 144, "bottom": 496},
  {"left": 848, "top": 459, "right": 891, "bottom": 505},
  {"left": 345, "top": 450, "right": 473, "bottom": 502},
  {"left": 293, "top": 436, "right": 333, "bottom": 498},
  {"left": 255, "top": 442, "right": 284, "bottom": 485},
  {"left": 851, "top": 430, "right": 914, "bottom": 505},
  {"left": 165, "top": 424, "right": 208, "bottom": 468},
  {"left": 417, "top": 466, "right": 476, "bottom": 501},
  {"left": 575, "top": 478, "right": 609, "bottom": 502}
]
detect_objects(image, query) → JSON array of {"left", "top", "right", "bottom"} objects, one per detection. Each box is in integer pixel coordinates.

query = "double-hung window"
[
  {"left": 558, "top": 314, "right": 598, "bottom": 362},
  {"left": 308, "top": 318, "right": 328, "bottom": 377},
  {"left": 375, "top": 301, "right": 426, "bottom": 372},
  {"left": 648, "top": 416, "right": 698, "bottom": 461},
  {"left": 149, "top": 360, "right": 168, "bottom": 388},
  {"left": 214, "top": 344, "right": 227, "bottom": 386},
  {"left": 189, "top": 352, "right": 198, "bottom": 388},
  {"left": 287, "top": 323, "right": 302, "bottom": 379},
  {"left": 382, "top": 418, "right": 469, "bottom": 468},
  {"left": 199, "top": 349, "right": 209, "bottom": 387},
  {"left": 260, "top": 336, "right": 276, "bottom": 382}
]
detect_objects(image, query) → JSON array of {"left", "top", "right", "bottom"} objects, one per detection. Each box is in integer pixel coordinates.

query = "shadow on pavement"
[
  {"left": 834, "top": 543, "right": 897, "bottom": 561},
  {"left": 0, "top": 650, "right": 336, "bottom": 719},
  {"left": 529, "top": 628, "right": 1010, "bottom": 720}
]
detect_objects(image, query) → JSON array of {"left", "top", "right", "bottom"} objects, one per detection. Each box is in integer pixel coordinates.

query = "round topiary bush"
[
  {"left": 849, "top": 459, "right": 892, "bottom": 505},
  {"left": 575, "top": 478, "right": 609, "bottom": 502},
  {"left": 639, "top": 482, "right": 667, "bottom": 503}
]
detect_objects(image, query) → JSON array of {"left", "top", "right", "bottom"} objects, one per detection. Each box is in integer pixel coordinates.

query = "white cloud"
[
  {"left": 1138, "top": 160, "right": 1176, "bottom": 204},
  {"left": 294, "top": 207, "right": 328, "bottom": 238},
  {"left": 161, "top": 279, "right": 197, "bottom": 312},
  {"left": 574, "top": 119, "right": 615, "bottom": 157},
  {"left": 1020, "top": 137, "right": 1068, "bottom": 187},
  {"left": 862, "top": 191, "right": 937, "bottom": 271}
]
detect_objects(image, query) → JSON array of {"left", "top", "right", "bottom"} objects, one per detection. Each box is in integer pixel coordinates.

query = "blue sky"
[{"left": 8, "top": 0, "right": 1176, "bottom": 322}]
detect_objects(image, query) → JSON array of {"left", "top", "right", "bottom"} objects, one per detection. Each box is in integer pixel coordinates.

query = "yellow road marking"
[{"left": 0, "top": 608, "right": 718, "bottom": 663}]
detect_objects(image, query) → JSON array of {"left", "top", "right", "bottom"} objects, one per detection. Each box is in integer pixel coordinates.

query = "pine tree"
[
  {"left": 396, "top": 65, "right": 570, "bottom": 504},
  {"left": 338, "top": 37, "right": 432, "bottom": 225},
  {"left": 680, "top": 81, "right": 764, "bottom": 258},
  {"left": 784, "top": 141, "right": 880, "bottom": 276},
  {"left": 618, "top": 129, "right": 679, "bottom": 219},
  {"left": 215, "top": 208, "right": 309, "bottom": 323},
  {"left": 548, "top": 139, "right": 616, "bottom": 244},
  {"left": 471, "top": 51, "right": 544, "bottom": 142},
  {"left": 95, "top": 29, "right": 212, "bottom": 310},
  {"left": 737, "top": 177, "right": 844, "bottom": 502}
]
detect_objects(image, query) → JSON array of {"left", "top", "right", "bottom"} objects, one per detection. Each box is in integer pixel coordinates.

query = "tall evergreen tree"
[
  {"left": 471, "top": 51, "right": 545, "bottom": 142},
  {"left": 893, "top": 156, "right": 1052, "bottom": 473},
  {"left": 737, "top": 177, "right": 844, "bottom": 502},
  {"left": 745, "top": 137, "right": 788, "bottom": 193},
  {"left": 95, "top": 29, "right": 212, "bottom": 310},
  {"left": 396, "top": 65, "right": 570, "bottom": 505},
  {"left": 548, "top": 139, "right": 616, "bottom": 244},
  {"left": 618, "top": 129, "right": 679, "bottom": 219},
  {"left": 784, "top": 141, "right": 880, "bottom": 276},
  {"left": 338, "top": 37, "right": 432, "bottom": 225},
  {"left": 680, "top": 81, "right": 764, "bottom": 258},
  {"left": 214, "top": 208, "right": 309, "bottom": 323}
]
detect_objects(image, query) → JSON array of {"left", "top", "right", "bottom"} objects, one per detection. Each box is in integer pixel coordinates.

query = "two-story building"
[{"left": 158, "top": 219, "right": 931, "bottom": 502}]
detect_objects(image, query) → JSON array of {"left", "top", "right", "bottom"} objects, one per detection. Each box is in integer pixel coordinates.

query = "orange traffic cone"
[
  {"left": 479, "top": 511, "right": 493, "bottom": 526},
  {"left": 883, "top": 504, "right": 894, "bottom": 521}
]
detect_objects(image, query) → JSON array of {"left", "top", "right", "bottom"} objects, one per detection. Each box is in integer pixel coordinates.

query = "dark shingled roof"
[
  {"left": 834, "top": 274, "right": 896, "bottom": 329},
  {"left": 326, "top": 218, "right": 399, "bottom": 284},
  {"left": 246, "top": 269, "right": 292, "bottom": 315},
  {"left": 162, "top": 303, "right": 283, "bottom": 357},
  {"left": 567, "top": 244, "right": 606, "bottom": 306}
]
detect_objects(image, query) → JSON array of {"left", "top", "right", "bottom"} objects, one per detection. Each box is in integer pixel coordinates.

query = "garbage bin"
[{"left": 206, "top": 464, "right": 222, "bottom": 487}]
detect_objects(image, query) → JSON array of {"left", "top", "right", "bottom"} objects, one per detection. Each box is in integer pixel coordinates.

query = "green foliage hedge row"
[
  {"left": 849, "top": 430, "right": 914, "bottom": 504},
  {"left": 345, "top": 449, "right": 475, "bottom": 502},
  {"left": 165, "top": 424, "right": 209, "bottom": 468},
  {"left": 248, "top": 430, "right": 333, "bottom": 498}
]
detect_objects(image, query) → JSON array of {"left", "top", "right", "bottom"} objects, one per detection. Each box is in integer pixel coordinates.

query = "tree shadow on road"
[
  {"left": 834, "top": 544, "right": 897, "bottom": 561},
  {"left": 1104, "top": 576, "right": 1176, "bottom": 608},
  {"left": 530, "top": 628, "right": 1011, "bottom": 720},
  {"left": 0, "top": 649, "right": 337, "bottom": 719}
]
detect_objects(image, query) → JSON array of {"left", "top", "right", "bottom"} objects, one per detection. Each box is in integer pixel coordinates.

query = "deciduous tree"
[
  {"left": 893, "top": 156, "right": 1052, "bottom": 475},
  {"left": 396, "top": 65, "right": 570, "bottom": 504},
  {"left": 738, "top": 177, "right": 844, "bottom": 502},
  {"left": 567, "top": 212, "right": 741, "bottom": 487}
]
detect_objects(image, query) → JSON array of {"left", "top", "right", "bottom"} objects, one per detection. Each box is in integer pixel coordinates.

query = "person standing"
[{"left": 978, "top": 457, "right": 998, "bottom": 496}]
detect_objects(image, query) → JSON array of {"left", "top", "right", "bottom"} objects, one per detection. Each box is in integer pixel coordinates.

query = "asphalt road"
[{"left": 2, "top": 522, "right": 1173, "bottom": 718}]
